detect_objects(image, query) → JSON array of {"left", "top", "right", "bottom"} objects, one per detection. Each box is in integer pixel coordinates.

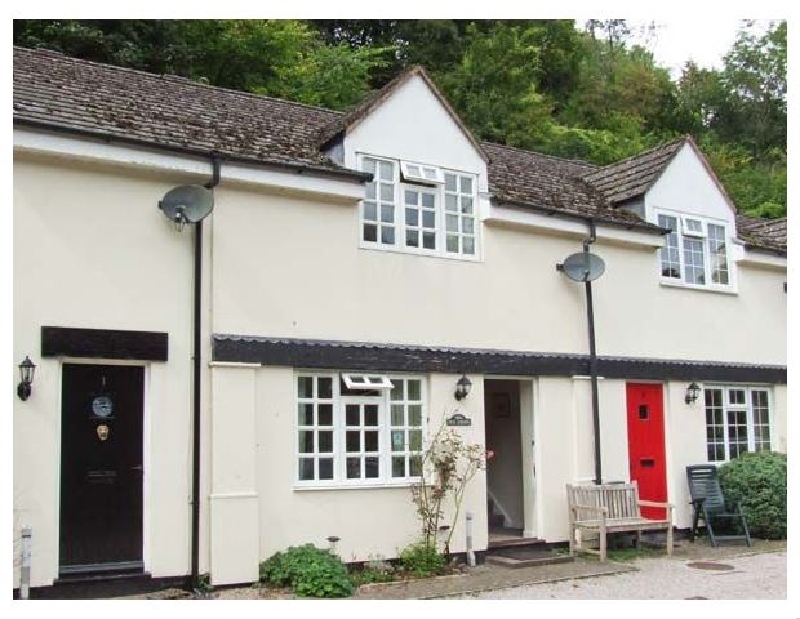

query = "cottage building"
[{"left": 13, "top": 47, "right": 787, "bottom": 590}]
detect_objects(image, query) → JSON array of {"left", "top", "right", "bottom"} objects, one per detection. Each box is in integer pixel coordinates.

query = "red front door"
[{"left": 626, "top": 383, "right": 667, "bottom": 520}]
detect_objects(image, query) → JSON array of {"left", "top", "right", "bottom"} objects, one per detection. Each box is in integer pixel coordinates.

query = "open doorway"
[{"left": 484, "top": 379, "right": 525, "bottom": 542}]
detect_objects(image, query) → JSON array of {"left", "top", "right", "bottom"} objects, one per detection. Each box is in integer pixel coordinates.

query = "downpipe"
[
  {"left": 190, "top": 156, "right": 220, "bottom": 590},
  {"left": 583, "top": 220, "right": 602, "bottom": 486}
]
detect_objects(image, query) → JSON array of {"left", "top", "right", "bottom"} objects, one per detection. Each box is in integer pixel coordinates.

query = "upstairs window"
[
  {"left": 657, "top": 212, "right": 731, "bottom": 289},
  {"left": 359, "top": 154, "right": 478, "bottom": 260}
]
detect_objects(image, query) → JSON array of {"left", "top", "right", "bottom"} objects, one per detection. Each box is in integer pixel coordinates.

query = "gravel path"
[{"left": 459, "top": 551, "right": 786, "bottom": 600}]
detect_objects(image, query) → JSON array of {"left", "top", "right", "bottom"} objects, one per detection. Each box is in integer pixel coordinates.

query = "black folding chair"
[{"left": 686, "top": 465, "right": 751, "bottom": 547}]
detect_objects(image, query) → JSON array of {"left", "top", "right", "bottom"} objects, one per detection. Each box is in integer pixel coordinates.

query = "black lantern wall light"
[
  {"left": 17, "top": 356, "right": 36, "bottom": 401},
  {"left": 454, "top": 373, "right": 472, "bottom": 401},
  {"left": 685, "top": 382, "right": 701, "bottom": 405}
]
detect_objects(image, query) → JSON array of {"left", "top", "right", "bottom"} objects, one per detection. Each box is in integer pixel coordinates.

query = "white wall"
[{"left": 13, "top": 154, "right": 200, "bottom": 586}]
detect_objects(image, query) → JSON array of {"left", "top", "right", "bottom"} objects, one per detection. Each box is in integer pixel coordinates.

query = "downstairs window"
[{"left": 704, "top": 386, "right": 772, "bottom": 463}]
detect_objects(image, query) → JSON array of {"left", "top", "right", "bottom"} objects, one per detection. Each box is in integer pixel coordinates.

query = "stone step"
[{"left": 484, "top": 550, "right": 574, "bottom": 569}]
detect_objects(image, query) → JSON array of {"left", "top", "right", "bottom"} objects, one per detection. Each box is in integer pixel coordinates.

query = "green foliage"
[
  {"left": 259, "top": 544, "right": 353, "bottom": 598},
  {"left": 398, "top": 542, "right": 447, "bottom": 577},
  {"left": 718, "top": 451, "right": 787, "bottom": 540},
  {"left": 348, "top": 564, "right": 396, "bottom": 586}
]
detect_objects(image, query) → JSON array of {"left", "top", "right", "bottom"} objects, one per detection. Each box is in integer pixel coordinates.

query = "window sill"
[
  {"left": 293, "top": 480, "right": 420, "bottom": 491},
  {"left": 659, "top": 280, "right": 738, "bottom": 296},
  {"left": 358, "top": 242, "right": 482, "bottom": 264}
]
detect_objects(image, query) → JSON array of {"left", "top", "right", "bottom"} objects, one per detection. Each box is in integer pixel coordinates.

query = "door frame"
[
  {"left": 56, "top": 358, "right": 150, "bottom": 573},
  {"left": 483, "top": 375, "right": 539, "bottom": 540}
]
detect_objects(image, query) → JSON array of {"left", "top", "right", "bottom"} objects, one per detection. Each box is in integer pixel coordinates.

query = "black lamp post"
[
  {"left": 454, "top": 373, "right": 472, "bottom": 401},
  {"left": 17, "top": 356, "right": 36, "bottom": 401}
]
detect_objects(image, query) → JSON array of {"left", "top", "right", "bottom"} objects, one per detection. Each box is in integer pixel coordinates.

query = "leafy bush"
[
  {"left": 718, "top": 451, "right": 787, "bottom": 540},
  {"left": 398, "top": 542, "right": 446, "bottom": 577},
  {"left": 259, "top": 544, "right": 353, "bottom": 598},
  {"left": 349, "top": 566, "right": 396, "bottom": 586}
]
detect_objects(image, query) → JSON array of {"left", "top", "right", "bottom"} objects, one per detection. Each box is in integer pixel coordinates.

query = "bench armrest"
[{"left": 637, "top": 500, "right": 674, "bottom": 510}]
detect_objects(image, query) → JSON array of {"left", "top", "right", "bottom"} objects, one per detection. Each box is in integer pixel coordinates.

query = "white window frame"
[
  {"left": 655, "top": 209, "right": 734, "bottom": 292},
  {"left": 704, "top": 385, "right": 774, "bottom": 464},
  {"left": 400, "top": 160, "right": 443, "bottom": 185},
  {"left": 342, "top": 373, "right": 394, "bottom": 390},
  {"left": 294, "top": 371, "right": 427, "bottom": 488},
  {"left": 358, "top": 152, "right": 481, "bottom": 262}
]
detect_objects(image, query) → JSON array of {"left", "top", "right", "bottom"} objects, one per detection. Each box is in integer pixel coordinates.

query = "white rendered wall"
[{"left": 13, "top": 155, "right": 202, "bottom": 586}]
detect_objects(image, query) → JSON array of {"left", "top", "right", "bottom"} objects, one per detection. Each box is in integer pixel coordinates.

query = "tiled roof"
[
  {"left": 13, "top": 46, "right": 785, "bottom": 251},
  {"left": 482, "top": 141, "right": 645, "bottom": 228},
  {"left": 736, "top": 214, "right": 787, "bottom": 254},
  {"left": 581, "top": 138, "right": 685, "bottom": 204},
  {"left": 12, "top": 46, "right": 348, "bottom": 173}
]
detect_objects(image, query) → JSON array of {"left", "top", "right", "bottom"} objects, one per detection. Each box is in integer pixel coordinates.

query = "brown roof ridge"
[
  {"left": 13, "top": 44, "right": 346, "bottom": 118},
  {"left": 315, "top": 64, "right": 488, "bottom": 161},
  {"left": 481, "top": 140, "right": 598, "bottom": 169}
]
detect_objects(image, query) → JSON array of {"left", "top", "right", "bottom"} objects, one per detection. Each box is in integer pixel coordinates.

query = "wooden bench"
[{"left": 566, "top": 482, "right": 674, "bottom": 562}]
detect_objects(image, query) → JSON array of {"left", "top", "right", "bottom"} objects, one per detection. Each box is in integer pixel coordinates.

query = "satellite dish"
[
  {"left": 158, "top": 185, "right": 214, "bottom": 230},
  {"left": 559, "top": 251, "right": 606, "bottom": 282}
]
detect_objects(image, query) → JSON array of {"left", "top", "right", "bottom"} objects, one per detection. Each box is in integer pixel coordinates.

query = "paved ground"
[
  {"left": 458, "top": 551, "right": 786, "bottom": 600},
  {"left": 125, "top": 539, "right": 786, "bottom": 600}
]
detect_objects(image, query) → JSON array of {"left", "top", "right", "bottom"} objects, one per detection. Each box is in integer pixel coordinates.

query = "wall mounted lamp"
[
  {"left": 17, "top": 356, "right": 36, "bottom": 401},
  {"left": 685, "top": 381, "right": 701, "bottom": 405},
  {"left": 454, "top": 373, "right": 472, "bottom": 401}
]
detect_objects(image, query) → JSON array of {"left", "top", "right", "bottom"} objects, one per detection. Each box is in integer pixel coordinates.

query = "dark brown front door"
[{"left": 59, "top": 364, "right": 144, "bottom": 573}]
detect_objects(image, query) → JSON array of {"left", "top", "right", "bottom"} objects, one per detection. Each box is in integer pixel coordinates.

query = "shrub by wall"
[
  {"left": 718, "top": 451, "right": 787, "bottom": 540},
  {"left": 259, "top": 544, "right": 353, "bottom": 598}
]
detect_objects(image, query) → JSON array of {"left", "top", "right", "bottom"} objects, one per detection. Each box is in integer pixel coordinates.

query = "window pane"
[
  {"left": 408, "top": 380, "right": 421, "bottom": 401},
  {"left": 346, "top": 431, "right": 360, "bottom": 452},
  {"left": 299, "top": 458, "right": 315, "bottom": 481},
  {"left": 362, "top": 158, "right": 376, "bottom": 175},
  {"left": 298, "top": 377, "right": 313, "bottom": 399},
  {"left": 319, "top": 458, "right": 333, "bottom": 480},
  {"left": 346, "top": 458, "right": 361, "bottom": 479},
  {"left": 463, "top": 237, "right": 475, "bottom": 255},
  {"left": 391, "top": 405, "right": 405, "bottom": 426},
  {"left": 445, "top": 173, "right": 457, "bottom": 192},
  {"left": 422, "top": 231, "right": 436, "bottom": 250},
  {"left": 318, "top": 431, "right": 333, "bottom": 453},
  {"left": 391, "top": 430, "right": 405, "bottom": 451},
  {"left": 461, "top": 196, "right": 473, "bottom": 214},
  {"left": 445, "top": 194, "right": 458, "bottom": 211},
  {"left": 318, "top": 404, "right": 333, "bottom": 426},
  {"left": 365, "top": 182, "right": 376, "bottom": 201},
  {"left": 405, "top": 229, "right": 419, "bottom": 247},
  {"left": 422, "top": 210, "right": 436, "bottom": 229},
  {"left": 423, "top": 167, "right": 437, "bottom": 180},
  {"left": 409, "top": 455, "right": 422, "bottom": 477},
  {"left": 391, "top": 380, "right": 404, "bottom": 401},
  {"left": 392, "top": 456, "right": 406, "bottom": 477},
  {"left": 381, "top": 204, "right": 394, "bottom": 223},
  {"left": 363, "top": 223, "right": 377, "bottom": 242},
  {"left": 379, "top": 161, "right": 393, "bottom": 181},
  {"left": 405, "top": 190, "right": 418, "bottom": 205},
  {"left": 298, "top": 431, "right": 314, "bottom": 454},
  {"left": 462, "top": 217, "right": 474, "bottom": 234},
  {"left": 460, "top": 176, "right": 473, "bottom": 194},
  {"left": 409, "top": 430, "right": 422, "bottom": 451},
  {"left": 407, "top": 164, "right": 421, "bottom": 177},
  {"left": 380, "top": 183, "right": 394, "bottom": 202},
  {"left": 446, "top": 235, "right": 459, "bottom": 253},
  {"left": 421, "top": 193, "right": 435, "bottom": 208},
  {"left": 409, "top": 405, "right": 422, "bottom": 427},
  {"left": 346, "top": 405, "right": 360, "bottom": 426},
  {"left": 298, "top": 403, "right": 314, "bottom": 426},
  {"left": 364, "top": 405, "right": 378, "bottom": 427},
  {"left": 405, "top": 208, "right": 419, "bottom": 227},
  {"left": 365, "top": 457, "right": 380, "bottom": 478},
  {"left": 381, "top": 226, "right": 395, "bottom": 245},
  {"left": 363, "top": 201, "right": 377, "bottom": 221},
  {"left": 364, "top": 431, "right": 379, "bottom": 452},
  {"left": 317, "top": 378, "right": 332, "bottom": 399},
  {"left": 446, "top": 214, "right": 459, "bottom": 232}
]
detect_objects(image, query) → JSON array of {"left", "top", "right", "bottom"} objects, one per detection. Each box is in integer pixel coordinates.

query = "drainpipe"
[
  {"left": 190, "top": 156, "right": 220, "bottom": 589},
  {"left": 582, "top": 220, "right": 602, "bottom": 485}
]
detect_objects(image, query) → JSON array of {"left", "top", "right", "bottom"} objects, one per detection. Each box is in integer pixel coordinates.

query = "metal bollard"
[
  {"left": 327, "top": 535, "right": 340, "bottom": 556},
  {"left": 465, "top": 512, "right": 475, "bottom": 567},
  {"left": 20, "top": 526, "right": 32, "bottom": 600}
]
